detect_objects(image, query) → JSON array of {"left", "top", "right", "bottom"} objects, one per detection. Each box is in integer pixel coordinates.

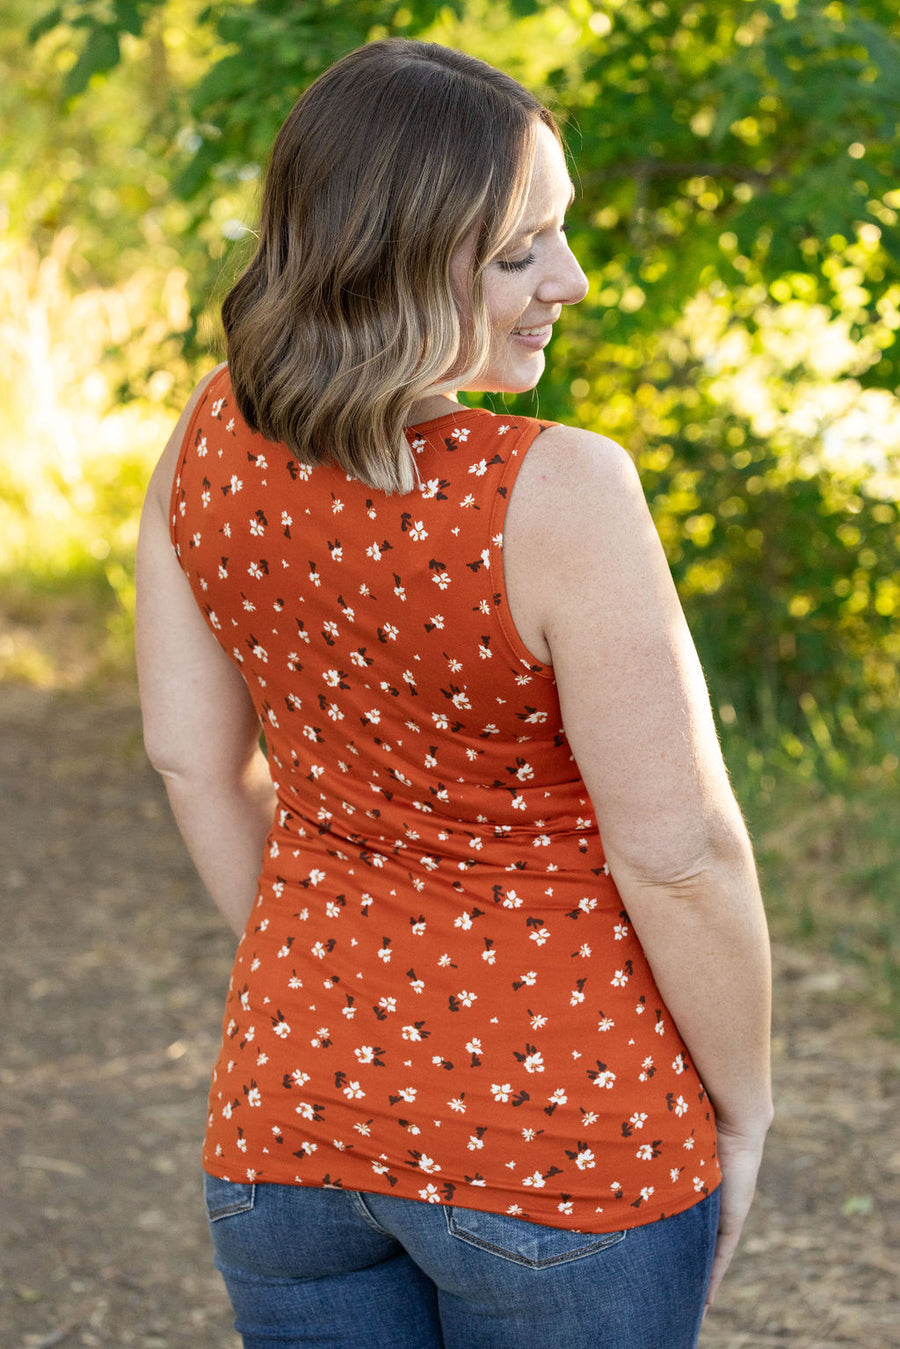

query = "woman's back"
[{"left": 172, "top": 367, "right": 718, "bottom": 1230}]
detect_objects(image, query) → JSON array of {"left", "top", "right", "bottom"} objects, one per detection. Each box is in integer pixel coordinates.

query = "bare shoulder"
[
  {"left": 503, "top": 423, "right": 656, "bottom": 664},
  {"left": 510, "top": 422, "right": 646, "bottom": 544}
]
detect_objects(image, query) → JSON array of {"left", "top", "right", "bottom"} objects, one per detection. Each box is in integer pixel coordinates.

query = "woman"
[{"left": 136, "top": 38, "right": 772, "bottom": 1349}]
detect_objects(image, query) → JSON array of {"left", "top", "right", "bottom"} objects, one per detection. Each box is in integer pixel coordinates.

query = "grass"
[
  {"left": 721, "top": 721, "right": 900, "bottom": 1031},
  {"left": 0, "top": 233, "right": 191, "bottom": 685}
]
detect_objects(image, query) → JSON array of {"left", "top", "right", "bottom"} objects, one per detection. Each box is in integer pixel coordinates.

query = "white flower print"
[
  {"left": 522, "top": 1171, "right": 546, "bottom": 1188},
  {"left": 177, "top": 392, "right": 722, "bottom": 1231}
]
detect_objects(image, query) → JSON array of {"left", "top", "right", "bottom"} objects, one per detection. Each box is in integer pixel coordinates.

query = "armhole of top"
[
  {"left": 168, "top": 365, "right": 230, "bottom": 554},
  {"left": 489, "top": 419, "right": 557, "bottom": 682}
]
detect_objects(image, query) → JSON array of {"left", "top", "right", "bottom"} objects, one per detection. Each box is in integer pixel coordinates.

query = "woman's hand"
[{"left": 706, "top": 1117, "right": 771, "bottom": 1306}]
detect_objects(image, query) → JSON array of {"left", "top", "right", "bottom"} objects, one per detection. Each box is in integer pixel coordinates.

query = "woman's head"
[{"left": 223, "top": 40, "right": 578, "bottom": 492}]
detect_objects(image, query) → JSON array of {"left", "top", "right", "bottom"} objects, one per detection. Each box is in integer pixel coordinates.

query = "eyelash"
[
  {"left": 497, "top": 252, "right": 535, "bottom": 274},
  {"left": 496, "top": 226, "right": 571, "bottom": 273}
]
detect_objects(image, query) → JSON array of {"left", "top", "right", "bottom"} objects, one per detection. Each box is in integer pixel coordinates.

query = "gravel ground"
[{"left": 2, "top": 684, "right": 897, "bottom": 1348}]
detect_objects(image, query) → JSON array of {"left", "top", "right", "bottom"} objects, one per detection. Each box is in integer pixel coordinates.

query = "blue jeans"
[{"left": 204, "top": 1173, "right": 719, "bottom": 1348}]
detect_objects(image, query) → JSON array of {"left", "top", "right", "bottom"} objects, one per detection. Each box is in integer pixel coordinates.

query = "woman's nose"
[{"left": 538, "top": 243, "right": 588, "bottom": 307}]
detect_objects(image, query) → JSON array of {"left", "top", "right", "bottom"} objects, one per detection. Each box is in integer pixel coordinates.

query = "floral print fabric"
[{"left": 171, "top": 367, "right": 719, "bottom": 1232}]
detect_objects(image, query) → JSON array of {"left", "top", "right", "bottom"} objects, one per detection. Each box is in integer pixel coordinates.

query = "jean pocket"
[
  {"left": 204, "top": 1171, "right": 256, "bottom": 1224},
  {"left": 445, "top": 1206, "right": 627, "bottom": 1269}
]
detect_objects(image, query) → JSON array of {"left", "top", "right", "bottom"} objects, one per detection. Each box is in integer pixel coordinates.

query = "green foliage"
[
  {"left": 7, "top": 0, "right": 900, "bottom": 746},
  {"left": 554, "top": 0, "right": 900, "bottom": 389}
]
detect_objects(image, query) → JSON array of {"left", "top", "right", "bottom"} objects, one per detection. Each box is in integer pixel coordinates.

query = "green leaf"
[
  {"left": 171, "top": 137, "right": 225, "bottom": 201},
  {"left": 113, "top": 0, "right": 150, "bottom": 39},
  {"left": 27, "top": 6, "right": 63, "bottom": 45},
  {"left": 62, "top": 25, "right": 122, "bottom": 101}
]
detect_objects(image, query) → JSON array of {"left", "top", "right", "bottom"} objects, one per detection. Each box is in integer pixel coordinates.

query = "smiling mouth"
[{"left": 512, "top": 325, "right": 552, "bottom": 338}]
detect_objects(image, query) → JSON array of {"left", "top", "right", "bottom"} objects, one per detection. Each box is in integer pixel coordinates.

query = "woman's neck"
[{"left": 406, "top": 392, "right": 461, "bottom": 425}]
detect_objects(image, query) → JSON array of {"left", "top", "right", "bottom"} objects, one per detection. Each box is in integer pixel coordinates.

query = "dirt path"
[{"left": 1, "top": 684, "right": 897, "bottom": 1348}]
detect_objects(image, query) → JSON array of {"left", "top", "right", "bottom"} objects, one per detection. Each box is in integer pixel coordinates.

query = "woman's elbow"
[{"left": 608, "top": 807, "right": 756, "bottom": 898}]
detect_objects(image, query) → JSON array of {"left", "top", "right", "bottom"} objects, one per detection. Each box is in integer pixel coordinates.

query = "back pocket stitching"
[
  {"left": 445, "top": 1210, "right": 627, "bottom": 1269},
  {"left": 205, "top": 1179, "right": 256, "bottom": 1224}
]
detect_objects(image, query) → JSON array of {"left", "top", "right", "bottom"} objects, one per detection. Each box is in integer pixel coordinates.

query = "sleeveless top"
[{"left": 171, "top": 366, "right": 719, "bottom": 1233}]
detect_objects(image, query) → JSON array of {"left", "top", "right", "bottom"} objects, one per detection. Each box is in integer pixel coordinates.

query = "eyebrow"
[{"left": 517, "top": 181, "right": 577, "bottom": 240}]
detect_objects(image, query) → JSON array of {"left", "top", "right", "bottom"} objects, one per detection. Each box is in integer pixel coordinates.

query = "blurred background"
[
  {"left": 1, "top": 1, "right": 898, "bottom": 1345},
  {"left": 3, "top": 0, "right": 897, "bottom": 1006}
]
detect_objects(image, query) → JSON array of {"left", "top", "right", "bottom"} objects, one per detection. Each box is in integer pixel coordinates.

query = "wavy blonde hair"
[{"left": 222, "top": 39, "right": 560, "bottom": 493}]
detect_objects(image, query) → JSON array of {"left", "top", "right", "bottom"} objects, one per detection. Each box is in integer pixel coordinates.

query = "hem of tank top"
[
  {"left": 486, "top": 418, "right": 558, "bottom": 681},
  {"left": 169, "top": 364, "right": 231, "bottom": 551}
]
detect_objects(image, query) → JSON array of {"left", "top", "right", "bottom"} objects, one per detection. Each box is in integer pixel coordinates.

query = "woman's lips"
[{"left": 511, "top": 324, "right": 553, "bottom": 350}]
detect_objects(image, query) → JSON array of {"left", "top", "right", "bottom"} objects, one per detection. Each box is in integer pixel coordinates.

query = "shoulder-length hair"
[{"left": 221, "top": 39, "right": 559, "bottom": 493}]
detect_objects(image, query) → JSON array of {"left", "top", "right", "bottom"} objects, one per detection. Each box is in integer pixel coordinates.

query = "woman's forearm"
[
  {"left": 614, "top": 839, "right": 773, "bottom": 1137},
  {"left": 159, "top": 755, "right": 276, "bottom": 938}
]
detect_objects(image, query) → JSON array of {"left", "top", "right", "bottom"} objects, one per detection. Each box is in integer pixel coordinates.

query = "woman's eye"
[{"left": 497, "top": 251, "right": 536, "bottom": 273}]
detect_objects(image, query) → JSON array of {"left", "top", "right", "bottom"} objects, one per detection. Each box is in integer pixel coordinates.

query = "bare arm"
[
  {"left": 504, "top": 425, "right": 773, "bottom": 1301},
  {"left": 135, "top": 373, "right": 276, "bottom": 938}
]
